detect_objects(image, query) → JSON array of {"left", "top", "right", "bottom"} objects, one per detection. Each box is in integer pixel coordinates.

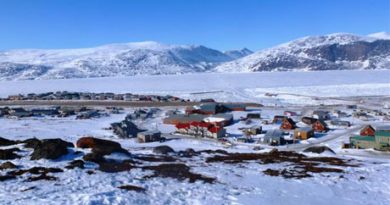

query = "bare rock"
[
  {"left": 0, "top": 137, "right": 18, "bottom": 147},
  {"left": 303, "top": 146, "right": 335, "bottom": 154},
  {"left": 76, "top": 137, "right": 130, "bottom": 156},
  {"left": 30, "top": 139, "right": 73, "bottom": 160},
  {"left": 0, "top": 148, "right": 22, "bottom": 160},
  {"left": 0, "top": 161, "right": 17, "bottom": 170},
  {"left": 65, "top": 160, "right": 85, "bottom": 169},
  {"left": 118, "top": 184, "right": 146, "bottom": 192},
  {"left": 153, "top": 145, "right": 174, "bottom": 155}
]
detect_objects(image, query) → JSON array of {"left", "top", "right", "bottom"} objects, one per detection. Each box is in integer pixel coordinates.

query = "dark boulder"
[
  {"left": 83, "top": 152, "right": 105, "bottom": 163},
  {"left": 153, "top": 145, "right": 174, "bottom": 155},
  {"left": 22, "top": 138, "right": 42, "bottom": 149},
  {"left": 0, "top": 175, "right": 16, "bottom": 181},
  {"left": 30, "top": 138, "right": 73, "bottom": 160},
  {"left": 76, "top": 137, "right": 130, "bottom": 156},
  {"left": 7, "top": 167, "right": 63, "bottom": 177},
  {"left": 142, "top": 163, "right": 215, "bottom": 183},
  {"left": 0, "top": 161, "right": 17, "bottom": 170},
  {"left": 65, "top": 160, "right": 85, "bottom": 169},
  {"left": 303, "top": 146, "right": 335, "bottom": 154},
  {"left": 0, "top": 148, "right": 22, "bottom": 160},
  {"left": 98, "top": 161, "right": 133, "bottom": 173},
  {"left": 177, "top": 148, "right": 198, "bottom": 158},
  {"left": 118, "top": 184, "right": 146, "bottom": 192},
  {"left": 0, "top": 137, "right": 18, "bottom": 147},
  {"left": 27, "top": 174, "right": 57, "bottom": 181}
]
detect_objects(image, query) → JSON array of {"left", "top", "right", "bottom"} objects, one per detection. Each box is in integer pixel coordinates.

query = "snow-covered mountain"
[
  {"left": 223, "top": 48, "right": 253, "bottom": 59},
  {"left": 0, "top": 32, "right": 389, "bottom": 80},
  {"left": 215, "top": 33, "right": 390, "bottom": 72},
  {"left": 0, "top": 41, "right": 248, "bottom": 80}
]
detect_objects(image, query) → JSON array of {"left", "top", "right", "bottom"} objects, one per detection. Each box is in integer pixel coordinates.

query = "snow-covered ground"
[
  {"left": 1, "top": 70, "right": 390, "bottom": 205},
  {"left": 1, "top": 70, "right": 389, "bottom": 105},
  {"left": 0, "top": 107, "right": 389, "bottom": 205}
]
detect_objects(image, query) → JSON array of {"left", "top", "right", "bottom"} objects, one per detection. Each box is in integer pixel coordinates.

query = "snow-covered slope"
[
  {"left": 223, "top": 48, "right": 253, "bottom": 59},
  {"left": 368, "top": 32, "right": 390, "bottom": 40},
  {"left": 215, "top": 33, "right": 390, "bottom": 72},
  {"left": 1, "top": 32, "right": 389, "bottom": 80},
  {"left": 0, "top": 42, "right": 241, "bottom": 80}
]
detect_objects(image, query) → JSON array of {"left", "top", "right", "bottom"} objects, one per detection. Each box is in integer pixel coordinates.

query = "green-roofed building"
[{"left": 350, "top": 127, "right": 390, "bottom": 151}]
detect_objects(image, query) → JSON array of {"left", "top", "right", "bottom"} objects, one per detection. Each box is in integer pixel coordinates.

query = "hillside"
[
  {"left": 0, "top": 33, "right": 389, "bottom": 80},
  {"left": 0, "top": 42, "right": 248, "bottom": 80},
  {"left": 215, "top": 33, "right": 390, "bottom": 72}
]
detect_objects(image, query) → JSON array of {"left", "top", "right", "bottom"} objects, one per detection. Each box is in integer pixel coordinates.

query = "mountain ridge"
[
  {"left": 0, "top": 32, "right": 389, "bottom": 80},
  {"left": 214, "top": 32, "right": 390, "bottom": 72}
]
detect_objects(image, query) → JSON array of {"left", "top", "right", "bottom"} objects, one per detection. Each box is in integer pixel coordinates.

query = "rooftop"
[{"left": 350, "top": 135, "right": 375, "bottom": 142}]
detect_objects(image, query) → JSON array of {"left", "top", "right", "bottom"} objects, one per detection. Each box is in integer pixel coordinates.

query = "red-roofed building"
[
  {"left": 174, "top": 121, "right": 226, "bottom": 139},
  {"left": 280, "top": 118, "right": 297, "bottom": 130},
  {"left": 312, "top": 120, "right": 329, "bottom": 132},
  {"left": 360, "top": 125, "right": 375, "bottom": 136}
]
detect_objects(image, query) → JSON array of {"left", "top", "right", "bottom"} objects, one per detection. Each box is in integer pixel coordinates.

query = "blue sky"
[{"left": 0, "top": 0, "right": 389, "bottom": 51}]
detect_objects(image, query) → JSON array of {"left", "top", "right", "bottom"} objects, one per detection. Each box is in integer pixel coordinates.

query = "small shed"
[
  {"left": 294, "top": 127, "right": 314, "bottom": 140},
  {"left": 137, "top": 131, "right": 162, "bottom": 143}
]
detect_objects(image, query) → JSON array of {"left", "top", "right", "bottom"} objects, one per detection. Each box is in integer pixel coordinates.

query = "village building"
[
  {"left": 8, "top": 95, "right": 23, "bottom": 101},
  {"left": 263, "top": 129, "right": 285, "bottom": 146},
  {"left": 175, "top": 121, "right": 226, "bottom": 139},
  {"left": 332, "top": 110, "right": 349, "bottom": 118},
  {"left": 185, "top": 103, "right": 228, "bottom": 115},
  {"left": 185, "top": 103, "right": 246, "bottom": 115},
  {"left": 330, "top": 120, "right": 351, "bottom": 128},
  {"left": 137, "top": 130, "right": 162, "bottom": 143},
  {"left": 200, "top": 98, "right": 215, "bottom": 103},
  {"left": 280, "top": 118, "right": 297, "bottom": 130},
  {"left": 347, "top": 105, "right": 357, "bottom": 109},
  {"left": 246, "top": 113, "right": 261, "bottom": 119},
  {"left": 76, "top": 110, "right": 101, "bottom": 119},
  {"left": 312, "top": 120, "right": 329, "bottom": 132},
  {"left": 312, "top": 110, "right": 330, "bottom": 120},
  {"left": 31, "top": 108, "right": 59, "bottom": 117},
  {"left": 360, "top": 125, "right": 375, "bottom": 136},
  {"left": 294, "top": 127, "right": 314, "bottom": 140},
  {"left": 222, "top": 103, "right": 246, "bottom": 111},
  {"left": 242, "top": 125, "right": 262, "bottom": 136},
  {"left": 350, "top": 127, "right": 390, "bottom": 151},
  {"left": 272, "top": 115, "right": 286, "bottom": 124},
  {"left": 126, "top": 109, "right": 155, "bottom": 120},
  {"left": 111, "top": 120, "right": 145, "bottom": 138},
  {"left": 301, "top": 116, "right": 318, "bottom": 125},
  {"left": 284, "top": 111, "right": 298, "bottom": 117},
  {"left": 8, "top": 108, "right": 32, "bottom": 118},
  {"left": 163, "top": 113, "right": 233, "bottom": 127}
]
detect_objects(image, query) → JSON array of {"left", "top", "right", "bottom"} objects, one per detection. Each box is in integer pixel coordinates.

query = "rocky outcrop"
[
  {"left": 153, "top": 145, "right": 175, "bottom": 155},
  {"left": 0, "top": 161, "right": 17, "bottom": 170},
  {"left": 303, "top": 146, "right": 335, "bottom": 154},
  {"left": 30, "top": 138, "right": 74, "bottom": 160},
  {"left": 0, "top": 137, "right": 18, "bottom": 147},
  {"left": 0, "top": 148, "right": 22, "bottom": 160},
  {"left": 76, "top": 137, "right": 130, "bottom": 155}
]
